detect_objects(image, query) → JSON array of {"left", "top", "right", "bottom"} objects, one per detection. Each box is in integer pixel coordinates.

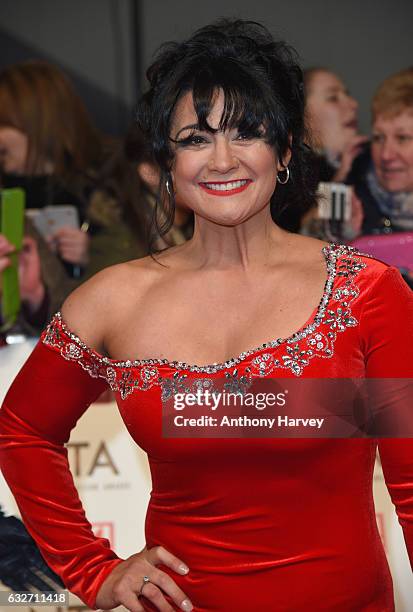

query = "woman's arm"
[
  {"left": 0, "top": 340, "right": 123, "bottom": 607},
  {"left": 360, "top": 265, "right": 413, "bottom": 567},
  {"left": 0, "top": 273, "right": 123, "bottom": 608}
]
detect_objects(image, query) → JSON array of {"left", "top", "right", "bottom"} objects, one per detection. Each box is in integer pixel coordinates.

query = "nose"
[
  {"left": 380, "top": 139, "right": 398, "bottom": 162},
  {"left": 343, "top": 91, "right": 358, "bottom": 112},
  {"left": 208, "top": 138, "right": 239, "bottom": 173},
  {"left": 348, "top": 95, "right": 358, "bottom": 111}
]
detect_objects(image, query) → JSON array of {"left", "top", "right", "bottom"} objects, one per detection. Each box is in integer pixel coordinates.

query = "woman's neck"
[{"left": 177, "top": 205, "right": 288, "bottom": 270}]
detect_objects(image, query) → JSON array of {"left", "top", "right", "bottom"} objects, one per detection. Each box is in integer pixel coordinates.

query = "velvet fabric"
[{"left": 0, "top": 245, "right": 413, "bottom": 611}]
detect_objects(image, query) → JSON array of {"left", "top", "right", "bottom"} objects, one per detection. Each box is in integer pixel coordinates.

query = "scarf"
[{"left": 366, "top": 162, "right": 413, "bottom": 231}]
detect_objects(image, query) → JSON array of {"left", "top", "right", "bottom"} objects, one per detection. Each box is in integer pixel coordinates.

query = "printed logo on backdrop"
[
  {"left": 92, "top": 521, "right": 115, "bottom": 547},
  {"left": 66, "top": 440, "right": 132, "bottom": 491}
]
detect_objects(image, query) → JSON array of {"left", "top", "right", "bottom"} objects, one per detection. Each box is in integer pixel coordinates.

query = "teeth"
[{"left": 204, "top": 180, "right": 248, "bottom": 191}]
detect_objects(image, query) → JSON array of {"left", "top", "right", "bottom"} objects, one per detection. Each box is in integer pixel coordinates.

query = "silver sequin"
[{"left": 42, "top": 244, "right": 368, "bottom": 394}]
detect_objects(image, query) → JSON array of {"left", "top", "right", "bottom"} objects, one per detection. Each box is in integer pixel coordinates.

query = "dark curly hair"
[{"left": 136, "top": 18, "right": 318, "bottom": 241}]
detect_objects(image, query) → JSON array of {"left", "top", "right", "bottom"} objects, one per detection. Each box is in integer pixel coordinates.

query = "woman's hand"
[
  {"left": 95, "top": 545, "right": 193, "bottom": 612},
  {"left": 48, "top": 227, "right": 90, "bottom": 266},
  {"left": 0, "top": 233, "right": 13, "bottom": 273},
  {"left": 333, "top": 135, "right": 369, "bottom": 182},
  {"left": 0, "top": 234, "right": 45, "bottom": 312}
]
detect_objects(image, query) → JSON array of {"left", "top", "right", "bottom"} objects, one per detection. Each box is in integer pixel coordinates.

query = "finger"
[
  {"left": 0, "top": 241, "right": 13, "bottom": 255},
  {"left": 150, "top": 567, "right": 193, "bottom": 611},
  {"left": 148, "top": 546, "right": 190, "bottom": 576},
  {"left": 21, "top": 238, "right": 38, "bottom": 254},
  {"left": 56, "top": 227, "right": 83, "bottom": 239},
  {"left": 56, "top": 240, "right": 88, "bottom": 255},
  {"left": 57, "top": 241, "right": 84, "bottom": 252},
  {"left": 0, "top": 233, "right": 11, "bottom": 246},
  {"left": 0, "top": 257, "right": 11, "bottom": 271},
  {"left": 22, "top": 235, "right": 36, "bottom": 247},
  {"left": 59, "top": 252, "right": 84, "bottom": 264},
  {"left": 53, "top": 227, "right": 70, "bottom": 238},
  {"left": 117, "top": 591, "right": 145, "bottom": 612},
  {"left": 138, "top": 581, "right": 174, "bottom": 612}
]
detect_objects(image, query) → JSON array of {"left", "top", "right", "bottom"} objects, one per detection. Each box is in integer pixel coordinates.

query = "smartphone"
[
  {"left": 26, "top": 205, "right": 79, "bottom": 241},
  {"left": 0, "top": 188, "right": 25, "bottom": 326},
  {"left": 44, "top": 205, "right": 79, "bottom": 235}
]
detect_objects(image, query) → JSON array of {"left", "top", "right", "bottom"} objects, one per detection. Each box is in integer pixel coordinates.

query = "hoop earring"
[
  {"left": 277, "top": 166, "right": 290, "bottom": 185},
  {"left": 165, "top": 176, "right": 173, "bottom": 196}
]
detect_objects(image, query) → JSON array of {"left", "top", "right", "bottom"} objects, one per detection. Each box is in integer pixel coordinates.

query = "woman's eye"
[
  {"left": 397, "top": 134, "right": 413, "bottom": 143},
  {"left": 176, "top": 134, "right": 208, "bottom": 147},
  {"left": 235, "top": 131, "right": 262, "bottom": 141},
  {"left": 372, "top": 134, "right": 384, "bottom": 144},
  {"left": 189, "top": 135, "right": 208, "bottom": 145}
]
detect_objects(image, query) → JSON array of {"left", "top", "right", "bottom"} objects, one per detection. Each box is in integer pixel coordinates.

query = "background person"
[
  {"left": 0, "top": 222, "right": 76, "bottom": 337},
  {"left": 299, "top": 68, "right": 366, "bottom": 239},
  {"left": 0, "top": 60, "right": 145, "bottom": 280},
  {"left": 125, "top": 123, "right": 194, "bottom": 252},
  {"left": 350, "top": 67, "right": 413, "bottom": 235},
  {"left": 304, "top": 67, "right": 368, "bottom": 182}
]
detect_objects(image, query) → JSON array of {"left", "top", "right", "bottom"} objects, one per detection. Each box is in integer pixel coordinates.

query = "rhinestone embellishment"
[{"left": 42, "top": 243, "right": 368, "bottom": 396}]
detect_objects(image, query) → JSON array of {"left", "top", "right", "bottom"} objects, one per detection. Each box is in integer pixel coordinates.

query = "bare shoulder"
[
  {"left": 282, "top": 233, "right": 330, "bottom": 268},
  {"left": 60, "top": 256, "right": 165, "bottom": 352}
]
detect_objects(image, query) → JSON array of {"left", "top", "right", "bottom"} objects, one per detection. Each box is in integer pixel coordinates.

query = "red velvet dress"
[{"left": 1, "top": 244, "right": 413, "bottom": 611}]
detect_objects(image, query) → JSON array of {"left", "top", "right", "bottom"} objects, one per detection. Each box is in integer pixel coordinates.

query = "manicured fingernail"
[
  {"left": 178, "top": 564, "right": 189, "bottom": 574},
  {"left": 181, "top": 599, "right": 193, "bottom": 611}
]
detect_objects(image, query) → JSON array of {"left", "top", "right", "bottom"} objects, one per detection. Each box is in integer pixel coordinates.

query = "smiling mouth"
[{"left": 199, "top": 179, "right": 252, "bottom": 196}]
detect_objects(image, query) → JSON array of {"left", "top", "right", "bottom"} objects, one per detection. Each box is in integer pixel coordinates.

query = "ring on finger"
[{"left": 138, "top": 575, "right": 151, "bottom": 596}]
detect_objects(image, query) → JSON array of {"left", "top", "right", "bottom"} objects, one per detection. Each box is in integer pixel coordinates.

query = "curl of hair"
[
  {"left": 136, "top": 18, "right": 319, "bottom": 238},
  {"left": 372, "top": 67, "right": 413, "bottom": 119}
]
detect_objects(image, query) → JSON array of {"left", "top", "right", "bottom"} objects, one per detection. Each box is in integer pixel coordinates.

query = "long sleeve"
[
  {"left": 359, "top": 265, "right": 413, "bottom": 568},
  {"left": 0, "top": 325, "right": 123, "bottom": 608}
]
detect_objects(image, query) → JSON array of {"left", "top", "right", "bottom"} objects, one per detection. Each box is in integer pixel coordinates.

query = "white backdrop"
[{"left": 0, "top": 340, "right": 412, "bottom": 611}]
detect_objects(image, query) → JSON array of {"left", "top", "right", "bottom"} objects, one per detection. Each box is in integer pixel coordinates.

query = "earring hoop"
[
  {"left": 166, "top": 176, "right": 173, "bottom": 196},
  {"left": 277, "top": 166, "right": 290, "bottom": 185}
]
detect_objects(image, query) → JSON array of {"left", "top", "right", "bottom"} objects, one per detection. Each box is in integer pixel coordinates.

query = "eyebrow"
[
  {"left": 174, "top": 124, "right": 200, "bottom": 139},
  {"left": 324, "top": 86, "right": 343, "bottom": 93}
]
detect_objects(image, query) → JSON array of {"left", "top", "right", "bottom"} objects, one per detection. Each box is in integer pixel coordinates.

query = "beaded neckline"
[{"left": 51, "top": 243, "right": 361, "bottom": 374}]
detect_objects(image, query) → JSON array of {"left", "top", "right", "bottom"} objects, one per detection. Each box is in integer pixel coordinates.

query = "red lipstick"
[{"left": 199, "top": 180, "right": 252, "bottom": 197}]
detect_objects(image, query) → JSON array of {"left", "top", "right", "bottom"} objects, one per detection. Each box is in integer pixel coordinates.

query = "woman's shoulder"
[
  {"left": 60, "top": 255, "right": 167, "bottom": 353},
  {"left": 289, "top": 232, "right": 397, "bottom": 289}
]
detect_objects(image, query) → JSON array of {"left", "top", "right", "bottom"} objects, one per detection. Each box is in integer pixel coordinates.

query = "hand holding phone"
[{"left": 50, "top": 226, "right": 90, "bottom": 266}]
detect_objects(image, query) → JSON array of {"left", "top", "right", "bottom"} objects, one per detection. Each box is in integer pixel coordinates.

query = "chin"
[
  {"left": 379, "top": 177, "right": 410, "bottom": 193},
  {"left": 201, "top": 210, "right": 253, "bottom": 226},
  {"left": 208, "top": 216, "right": 248, "bottom": 227}
]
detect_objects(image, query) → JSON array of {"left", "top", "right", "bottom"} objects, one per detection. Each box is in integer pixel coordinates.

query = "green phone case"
[{"left": 1, "top": 188, "right": 25, "bottom": 327}]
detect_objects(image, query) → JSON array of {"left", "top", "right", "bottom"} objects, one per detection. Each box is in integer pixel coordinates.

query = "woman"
[
  {"left": 0, "top": 20, "right": 412, "bottom": 611},
  {"left": 304, "top": 67, "right": 367, "bottom": 182},
  {"left": 0, "top": 60, "right": 145, "bottom": 279},
  {"left": 299, "top": 68, "right": 366, "bottom": 239},
  {"left": 350, "top": 67, "right": 413, "bottom": 234}
]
